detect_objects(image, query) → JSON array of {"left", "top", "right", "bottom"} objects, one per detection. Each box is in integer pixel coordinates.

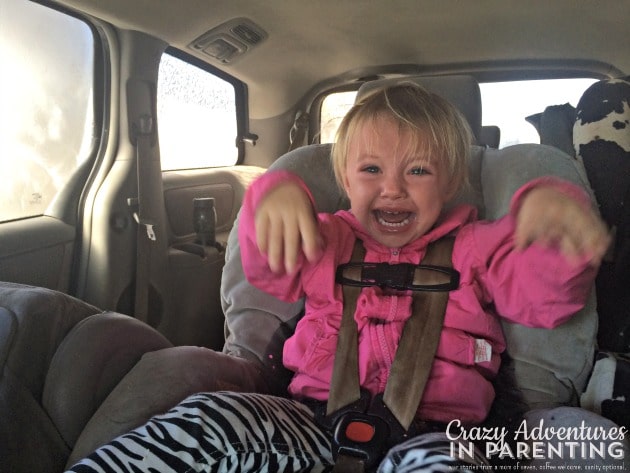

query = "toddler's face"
[{"left": 341, "top": 116, "right": 452, "bottom": 248}]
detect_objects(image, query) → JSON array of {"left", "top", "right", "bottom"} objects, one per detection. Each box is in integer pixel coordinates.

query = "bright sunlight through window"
[{"left": 158, "top": 54, "right": 238, "bottom": 170}]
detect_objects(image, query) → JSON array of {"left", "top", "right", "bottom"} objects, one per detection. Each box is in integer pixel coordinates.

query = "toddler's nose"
[{"left": 381, "top": 173, "right": 406, "bottom": 198}]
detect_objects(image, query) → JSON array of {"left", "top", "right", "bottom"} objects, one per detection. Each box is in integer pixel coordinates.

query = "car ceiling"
[{"left": 54, "top": 0, "right": 629, "bottom": 118}]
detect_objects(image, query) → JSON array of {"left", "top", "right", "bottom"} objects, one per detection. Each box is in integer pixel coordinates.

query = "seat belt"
[
  {"left": 128, "top": 114, "right": 155, "bottom": 324},
  {"left": 127, "top": 79, "right": 158, "bottom": 325},
  {"left": 327, "top": 237, "right": 457, "bottom": 472}
]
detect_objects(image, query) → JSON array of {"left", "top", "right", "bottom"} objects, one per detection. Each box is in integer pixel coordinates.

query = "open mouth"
[{"left": 374, "top": 210, "right": 413, "bottom": 228}]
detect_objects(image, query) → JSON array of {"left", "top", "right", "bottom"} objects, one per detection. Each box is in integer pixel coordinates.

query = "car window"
[
  {"left": 319, "top": 91, "right": 357, "bottom": 144},
  {"left": 157, "top": 52, "right": 238, "bottom": 170},
  {"left": 0, "top": 0, "right": 96, "bottom": 223},
  {"left": 479, "top": 78, "right": 597, "bottom": 148},
  {"left": 318, "top": 78, "right": 598, "bottom": 149}
]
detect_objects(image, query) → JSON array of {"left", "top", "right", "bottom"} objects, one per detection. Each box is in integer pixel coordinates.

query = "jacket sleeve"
[
  {"left": 238, "top": 170, "right": 317, "bottom": 303},
  {"left": 465, "top": 177, "right": 599, "bottom": 328}
]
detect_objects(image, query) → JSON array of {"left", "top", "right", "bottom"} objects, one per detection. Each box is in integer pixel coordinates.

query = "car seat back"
[
  {"left": 0, "top": 282, "right": 171, "bottom": 473},
  {"left": 574, "top": 77, "right": 630, "bottom": 352}
]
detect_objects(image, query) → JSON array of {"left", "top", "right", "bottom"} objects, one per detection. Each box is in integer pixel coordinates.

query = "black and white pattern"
[
  {"left": 68, "top": 392, "right": 334, "bottom": 473},
  {"left": 377, "top": 432, "right": 489, "bottom": 473},
  {"left": 573, "top": 77, "right": 630, "bottom": 353},
  {"left": 67, "top": 392, "right": 489, "bottom": 473}
]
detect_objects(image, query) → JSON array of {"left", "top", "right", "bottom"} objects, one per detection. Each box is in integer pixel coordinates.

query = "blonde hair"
[{"left": 331, "top": 82, "right": 472, "bottom": 197}]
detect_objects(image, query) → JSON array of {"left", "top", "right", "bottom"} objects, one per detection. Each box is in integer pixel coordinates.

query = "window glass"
[
  {"left": 318, "top": 78, "right": 598, "bottom": 149},
  {"left": 0, "top": 0, "right": 95, "bottom": 222},
  {"left": 320, "top": 91, "right": 357, "bottom": 144},
  {"left": 158, "top": 53, "right": 238, "bottom": 170},
  {"left": 480, "top": 78, "right": 597, "bottom": 148}
]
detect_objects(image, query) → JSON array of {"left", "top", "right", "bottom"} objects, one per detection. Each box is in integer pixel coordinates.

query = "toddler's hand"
[
  {"left": 515, "top": 186, "right": 610, "bottom": 266},
  {"left": 255, "top": 181, "right": 323, "bottom": 274}
]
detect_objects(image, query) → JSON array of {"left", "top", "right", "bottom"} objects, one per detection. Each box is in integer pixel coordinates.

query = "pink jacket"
[{"left": 239, "top": 170, "right": 597, "bottom": 424}]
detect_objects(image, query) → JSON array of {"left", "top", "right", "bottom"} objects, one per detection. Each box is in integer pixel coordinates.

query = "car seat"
[
  {"left": 0, "top": 75, "right": 620, "bottom": 472},
  {"left": 0, "top": 282, "right": 171, "bottom": 472},
  {"left": 223, "top": 75, "right": 599, "bottom": 411}
]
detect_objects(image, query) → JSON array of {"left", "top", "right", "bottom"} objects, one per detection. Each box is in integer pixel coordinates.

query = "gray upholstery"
[
  {"left": 526, "top": 103, "right": 577, "bottom": 157},
  {"left": 0, "top": 282, "right": 172, "bottom": 473},
  {"left": 66, "top": 346, "right": 266, "bottom": 467},
  {"left": 524, "top": 407, "right": 629, "bottom": 469}
]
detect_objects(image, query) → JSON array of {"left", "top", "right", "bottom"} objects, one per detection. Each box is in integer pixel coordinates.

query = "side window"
[
  {"left": 0, "top": 0, "right": 96, "bottom": 222},
  {"left": 320, "top": 91, "right": 357, "bottom": 144},
  {"left": 157, "top": 52, "right": 238, "bottom": 170}
]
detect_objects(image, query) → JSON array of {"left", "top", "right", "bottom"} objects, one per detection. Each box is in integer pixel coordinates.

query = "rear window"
[
  {"left": 319, "top": 78, "right": 598, "bottom": 149},
  {"left": 479, "top": 78, "right": 597, "bottom": 148}
]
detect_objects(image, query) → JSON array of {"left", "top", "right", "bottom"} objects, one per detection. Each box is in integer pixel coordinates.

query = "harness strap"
[
  {"left": 383, "top": 238, "right": 454, "bottom": 430},
  {"left": 327, "top": 242, "right": 366, "bottom": 416},
  {"left": 328, "top": 237, "right": 455, "bottom": 471}
]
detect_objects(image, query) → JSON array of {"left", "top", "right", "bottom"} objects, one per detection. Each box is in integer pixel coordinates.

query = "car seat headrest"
[{"left": 356, "top": 75, "right": 482, "bottom": 143}]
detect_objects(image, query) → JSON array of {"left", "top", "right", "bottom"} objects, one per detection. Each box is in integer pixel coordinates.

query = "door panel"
[
  {"left": 159, "top": 165, "right": 265, "bottom": 349},
  {"left": 0, "top": 217, "right": 75, "bottom": 292},
  {"left": 162, "top": 165, "right": 265, "bottom": 246}
]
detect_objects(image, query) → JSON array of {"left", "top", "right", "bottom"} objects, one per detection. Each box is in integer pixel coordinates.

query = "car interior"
[{"left": 1, "top": 0, "right": 629, "bottom": 471}]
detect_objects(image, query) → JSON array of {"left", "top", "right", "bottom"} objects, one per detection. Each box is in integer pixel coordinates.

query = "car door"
[{"left": 0, "top": 0, "right": 103, "bottom": 294}]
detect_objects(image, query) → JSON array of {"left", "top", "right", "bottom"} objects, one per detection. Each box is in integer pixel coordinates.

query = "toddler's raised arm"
[
  {"left": 238, "top": 171, "right": 323, "bottom": 300},
  {"left": 513, "top": 177, "right": 610, "bottom": 267},
  {"left": 466, "top": 176, "right": 609, "bottom": 328}
]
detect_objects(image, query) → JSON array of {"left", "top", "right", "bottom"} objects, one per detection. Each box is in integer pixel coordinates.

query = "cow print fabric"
[{"left": 574, "top": 77, "right": 630, "bottom": 352}]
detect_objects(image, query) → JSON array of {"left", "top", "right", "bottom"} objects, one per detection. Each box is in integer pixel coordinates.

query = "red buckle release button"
[{"left": 345, "top": 421, "right": 375, "bottom": 443}]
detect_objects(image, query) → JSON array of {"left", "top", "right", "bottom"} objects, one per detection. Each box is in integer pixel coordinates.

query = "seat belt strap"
[
  {"left": 129, "top": 113, "right": 156, "bottom": 324},
  {"left": 327, "top": 242, "right": 366, "bottom": 416},
  {"left": 383, "top": 238, "right": 454, "bottom": 430},
  {"left": 328, "top": 237, "right": 455, "bottom": 472}
]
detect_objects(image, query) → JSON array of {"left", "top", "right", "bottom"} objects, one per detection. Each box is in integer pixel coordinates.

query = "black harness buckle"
[
  {"left": 336, "top": 262, "right": 459, "bottom": 292},
  {"left": 316, "top": 392, "right": 415, "bottom": 470},
  {"left": 332, "top": 411, "right": 390, "bottom": 469}
]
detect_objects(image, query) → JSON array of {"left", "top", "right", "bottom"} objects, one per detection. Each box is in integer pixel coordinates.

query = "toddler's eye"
[
  {"left": 410, "top": 166, "right": 429, "bottom": 175},
  {"left": 362, "top": 165, "right": 380, "bottom": 174}
]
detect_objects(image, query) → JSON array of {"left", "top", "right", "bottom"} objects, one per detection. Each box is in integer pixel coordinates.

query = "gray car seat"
[
  {"left": 0, "top": 282, "right": 171, "bottom": 472},
  {"left": 223, "top": 75, "right": 599, "bottom": 410}
]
